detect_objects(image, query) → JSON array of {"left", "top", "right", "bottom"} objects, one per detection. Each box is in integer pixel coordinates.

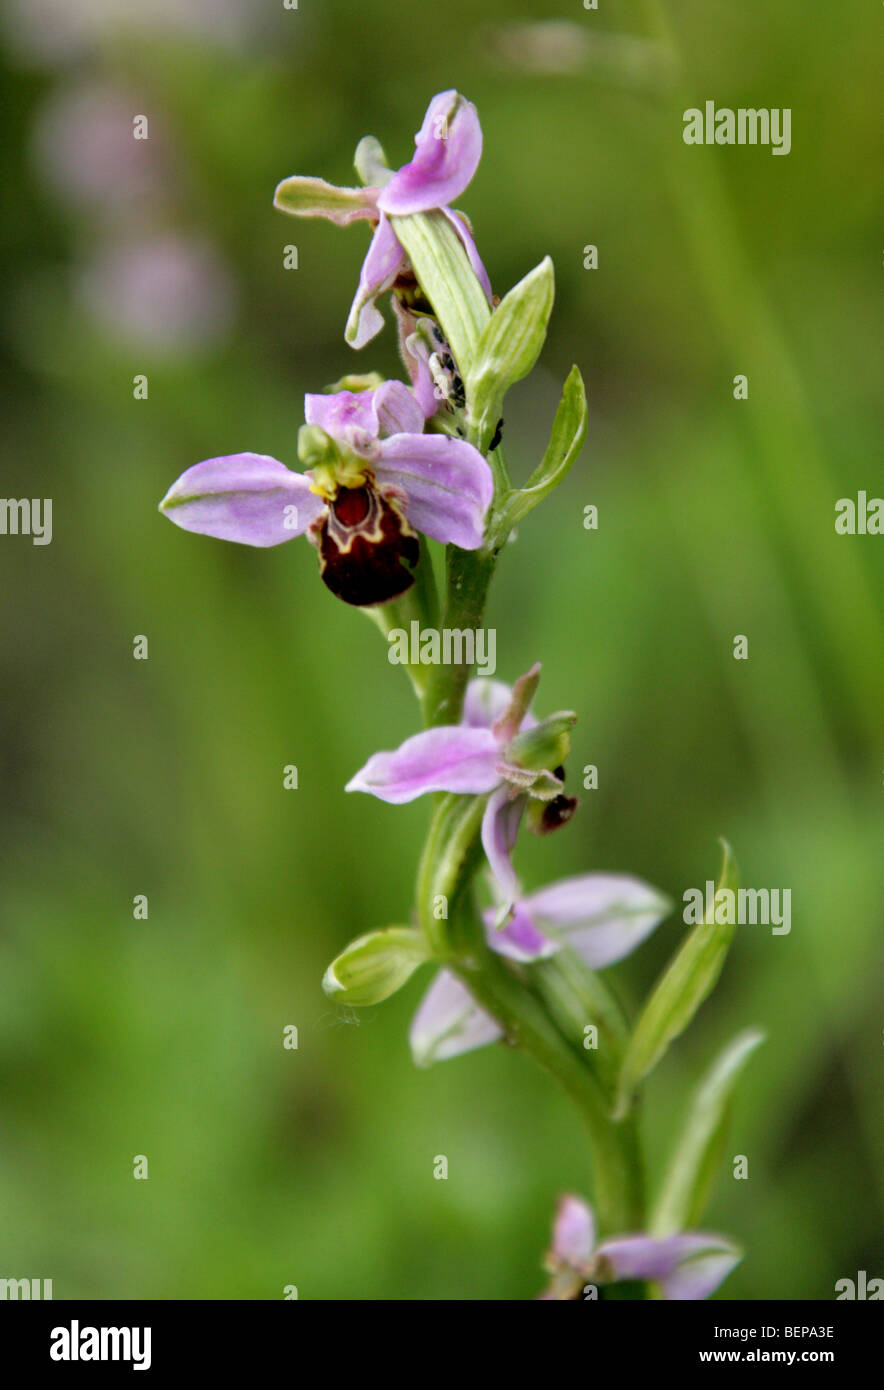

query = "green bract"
[
  {"left": 467, "top": 257, "right": 555, "bottom": 453},
  {"left": 493, "top": 365, "right": 588, "bottom": 541},
  {"left": 652, "top": 1028, "right": 765, "bottom": 1235},
  {"left": 614, "top": 840, "right": 740, "bottom": 1118}
]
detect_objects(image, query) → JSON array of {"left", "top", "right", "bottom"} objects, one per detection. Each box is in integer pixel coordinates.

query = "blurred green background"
[{"left": 1, "top": 0, "right": 882, "bottom": 1299}]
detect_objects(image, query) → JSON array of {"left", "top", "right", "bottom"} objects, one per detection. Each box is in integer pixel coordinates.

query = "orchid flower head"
[
  {"left": 540, "top": 1194, "right": 742, "bottom": 1301},
  {"left": 409, "top": 867, "right": 669, "bottom": 1067},
  {"left": 273, "top": 90, "right": 492, "bottom": 350},
  {"left": 347, "top": 664, "right": 577, "bottom": 905},
  {"left": 484, "top": 873, "right": 671, "bottom": 966},
  {"left": 159, "top": 378, "right": 493, "bottom": 606}
]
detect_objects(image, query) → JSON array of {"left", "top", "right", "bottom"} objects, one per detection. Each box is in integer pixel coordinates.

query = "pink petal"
[
  {"left": 345, "top": 214, "right": 406, "bottom": 349},
  {"left": 304, "top": 380, "right": 424, "bottom": 447},
  {"left": 304, "top": 389, "right": 379, "bottom": 438},
  {"left": 159, "top": 453, "right": 324, "bottom": 547},
  {"left": 346, "top": 726, "right": 500, "bottom": 803},
  {"left": 481, "top": 785, "right": 524, "bottom": 911},
  {"left": 597, "top": 1234, "right": 741, "bottom": 1300},
  {"left": 410, "top": 969, "right": 503, "bottom": 1065},
  {"left": 550, "top": 1195, "right": 596, "bottom": 1271},
  {"left": 485, "top": 901, "right": 555, "bottom": 963},
  {"left": 521, "top": 874, "right": 670, "bottom": 968},
  {"left": 378, "top": 90, "right": 483, "bottom": 216},
  {"left": 374, "top": 433, "right": 493, "bottom": 549},
  {"left": 373, "top": 380, "right": 426, "bottom": 437},
  {"left": 661, "top": 1244, "right": 743, "bottom": 1301},
  {"left": 462, "top": 678, "right": 520, "bottom": 730},
  {"left": 443, "top": 207, "right": 493, "bottom": 301}
]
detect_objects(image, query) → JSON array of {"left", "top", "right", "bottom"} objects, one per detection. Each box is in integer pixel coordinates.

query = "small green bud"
[{"left": 322, "top": 927, "right": 428, "bottom": 1007}]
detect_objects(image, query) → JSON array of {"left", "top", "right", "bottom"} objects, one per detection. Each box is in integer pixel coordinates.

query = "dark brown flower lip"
[{"left": 313, "top": 480, "right": 419, "bottom": 607}]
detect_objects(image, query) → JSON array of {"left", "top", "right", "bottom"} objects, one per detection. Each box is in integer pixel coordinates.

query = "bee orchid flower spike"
[{"left": 157, "top": 87, "right": 763, "bottom": 1296}]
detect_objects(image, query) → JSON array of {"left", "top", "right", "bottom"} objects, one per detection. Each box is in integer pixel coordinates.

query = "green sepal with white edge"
[
  {"left": 322, "top": 927, "right": 429, "bottom": 1007},
  {"left": 390, "top": 211, "right": 491, "bottom": 386},
  {"left": 273, "top": 176, "right": 374, "bottom": 226}
]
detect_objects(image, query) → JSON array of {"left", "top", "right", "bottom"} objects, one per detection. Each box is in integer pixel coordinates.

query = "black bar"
[{"left": 2, "top": 1299, "right": 878, "bottom": 1374}]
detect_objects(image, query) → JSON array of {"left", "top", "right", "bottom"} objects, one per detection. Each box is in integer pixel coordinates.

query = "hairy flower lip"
[{"left": 316, "top": 476, "right": 420, "bottom": 607}]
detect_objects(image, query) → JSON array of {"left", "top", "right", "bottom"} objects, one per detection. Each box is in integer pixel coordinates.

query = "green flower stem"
[
  {"left": 416, "top": 794, "right": 645, "bottom": 1236},
  {"left": 484, "top": 444, "right": 512, "bottom": 514},
  {"left": 408, "top": 538, "right": 440, "bottom": 634},
  {"left": 456, "top": 948, "right": 645, "bottom": 1235},
  {"left": 416, "top": 793, "right": 486, "bottom": 957},
  {"left": 529, "top": 952, "right": 630, "bottom": 1103},
  {"left": 422, "top": 543, "right": 500, "bottom": 727},
  {"left": 364, "top": 546, "right": 440, "bottom": 702},
  {"left": 396, "top": 190, "right": 645, "bottom": 1245}
]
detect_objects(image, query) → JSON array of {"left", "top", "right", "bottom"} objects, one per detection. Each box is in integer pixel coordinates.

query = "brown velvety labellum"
[
  {"left": 539, "top": 794, "right": 579, "bottom": 833},
  {"left": 315, "top": 482, "right": 420, "bottom": 607}
]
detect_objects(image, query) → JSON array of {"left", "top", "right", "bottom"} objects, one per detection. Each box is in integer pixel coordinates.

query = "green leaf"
[
  {"left": 322, "top": 927, "right": 429, "bottom": 1007},
  {"left": 467, "top": 257, "right": 555, "bottom": 452},
  {"left": 492, "top": 365, "right": 588, "bottom": 540},
  {"left": 614, "top": 840, "right": 739, "bottom": 1117},
  {"left": 651, "top": 1028, "right": 765, "bottom": 1235}
]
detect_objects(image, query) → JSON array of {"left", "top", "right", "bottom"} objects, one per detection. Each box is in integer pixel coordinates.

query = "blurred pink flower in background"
[
  {"left": 2, "top": 0, "right": 268, "bottom": 66},
  {"left": 77, "top": 234, "right": 236, "bottom": 353},
  {"left": 31, "top": 82, "right": 166, "bottom": 210}
]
